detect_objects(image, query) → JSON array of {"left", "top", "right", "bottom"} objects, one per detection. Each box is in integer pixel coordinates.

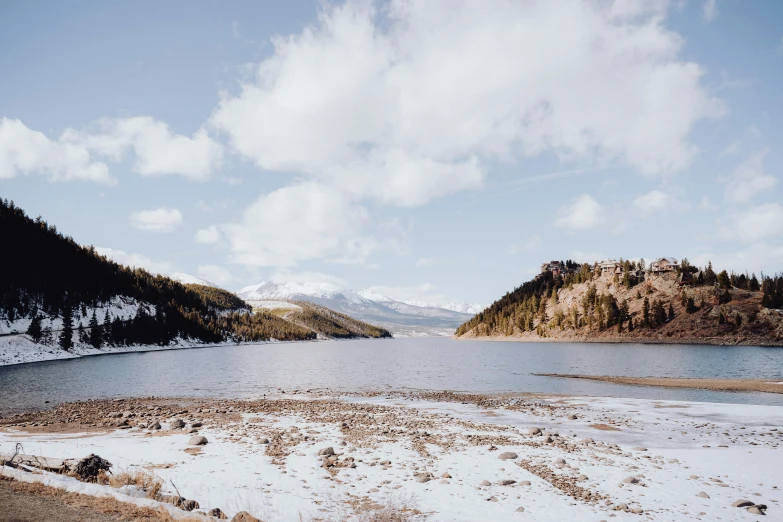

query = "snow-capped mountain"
[
  {"left": 169, "top": 272, "right": 217, "bottom": 287},
  {"left": 237, "top": 282, "right": 482, "bottom": 337}
]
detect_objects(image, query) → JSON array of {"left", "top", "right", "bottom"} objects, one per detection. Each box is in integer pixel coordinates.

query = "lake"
[{"left": 1, "top": 337, "right": 782, "bottom": 414}]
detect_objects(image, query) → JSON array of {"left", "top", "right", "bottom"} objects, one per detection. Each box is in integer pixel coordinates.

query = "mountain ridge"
[{"left": 238, "top": 281, "right": 482, "bottom": 336}]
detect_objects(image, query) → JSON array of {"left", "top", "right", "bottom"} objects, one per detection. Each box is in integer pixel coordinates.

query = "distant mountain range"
[{"left": 237, "top": 281, "right": 484, "bottom": 337}]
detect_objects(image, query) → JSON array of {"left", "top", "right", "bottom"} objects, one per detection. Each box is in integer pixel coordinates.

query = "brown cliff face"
[{"left": 459, "top": 272, "right": 783, "bottom": 346}]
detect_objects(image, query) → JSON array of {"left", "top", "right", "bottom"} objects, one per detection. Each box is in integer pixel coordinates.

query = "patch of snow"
[{"left": 169, "top": 272, "right": 218, "bottom": 288}]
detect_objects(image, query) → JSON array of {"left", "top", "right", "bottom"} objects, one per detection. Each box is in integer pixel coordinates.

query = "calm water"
[{"left": 1, "top": 338, "right": 782, "bottom": 414}]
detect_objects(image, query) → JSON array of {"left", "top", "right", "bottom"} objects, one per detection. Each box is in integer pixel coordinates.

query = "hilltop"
[
  {"left": 456, "top": 258, "right": 783, "bottom": 346},
  {"left": 0, "top": 199, "right": 390, "bottom": 365}
]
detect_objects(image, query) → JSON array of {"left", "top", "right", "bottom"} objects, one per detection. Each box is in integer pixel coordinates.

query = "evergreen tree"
[
  {"left": 41, "top": 325, "right": 52, "bottom": 345},
  {"left": 642, "top": 297, "right": 650, "bottom": 328},
  {"left": 27, "top": 312, "right": 43, "bottom": 343},
  {"left": 59, "top": 301, "right": 74, "bottom": 350},
  {"left": 102, "top": 310, "right": 112, "bottom": 345},
  {"left": 667, "top": 302, "right": 675, "bottom": 321},
  {"left": 749, "top": 274, "right": 760, "bottom": 292},
  {"left": 78, "top": 323, "right": 87, "bottom": 344},
  {"left": 704, "top": 261, "right": 717, "bottom": 286},
  {"left": 685, "top": 297, "right": 697, "bottom": 314},
  {"left": 718, "top": 311, "right": 725, "bottom": 325},
  {"left": 628, "top": 317, "right": 634, "bottom": 332},
  {"left": 717, "top": 270, "right": 731, "bottom": 289},
  {"left": 89, "top": 310, "right": 102, "bottom": 348}
]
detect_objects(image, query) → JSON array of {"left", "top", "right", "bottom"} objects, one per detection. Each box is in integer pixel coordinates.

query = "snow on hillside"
[
  {"left": 237, "top": 281, "right": 479, "bottom": 336},
  {"left": 400, "top": 300, "right": 485, "bottom": 314},
  {"left": 169, "top": 272, "right": 217, "bottom": 287},
  {"left": 0, "top": 296, "right": 142, "bottom": 336}
]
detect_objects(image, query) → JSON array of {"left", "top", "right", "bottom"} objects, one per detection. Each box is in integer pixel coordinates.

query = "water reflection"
[{"left": 0, "top": 338, "right": 781, "bottom": 414}]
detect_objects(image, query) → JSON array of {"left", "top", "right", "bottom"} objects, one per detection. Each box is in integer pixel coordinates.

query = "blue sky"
[{"left": 2, "top": 0, "right": 782, "bottom": 305}]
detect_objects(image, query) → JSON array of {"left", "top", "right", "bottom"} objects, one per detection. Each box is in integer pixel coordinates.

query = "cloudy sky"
[{"left": 2, "top": 0, "right": 782, "bottom": 305}]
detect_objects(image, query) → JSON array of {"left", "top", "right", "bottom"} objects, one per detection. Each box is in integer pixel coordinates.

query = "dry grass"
[
  {"left": 0, "top": 474, "right": 202, "bottom": 521},
  {"left": 97, "top": 468, "right": 164, "bottom": 501}
]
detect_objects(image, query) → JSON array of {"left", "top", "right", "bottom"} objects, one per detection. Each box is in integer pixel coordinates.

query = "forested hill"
[
  {"left": 0, "top": 199, "right": 390, "bottom": 354},
  {"left": 456, "top": 259, "right": 783, "bottom": 346}
]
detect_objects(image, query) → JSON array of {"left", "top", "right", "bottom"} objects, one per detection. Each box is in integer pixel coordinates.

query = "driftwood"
[{"left": 0, "top": 452, "right": 79, "bottom": 473}]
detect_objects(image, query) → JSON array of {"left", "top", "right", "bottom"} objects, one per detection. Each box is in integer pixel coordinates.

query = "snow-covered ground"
[
  {"left": 0, "top": 295, "right": 142, "bottom": 336},
  {"left": 0, "top": 334, "right": 240, "bottom": 366},
  {"left": 2, "top": 393, "right": 781, "bottom": 521}
]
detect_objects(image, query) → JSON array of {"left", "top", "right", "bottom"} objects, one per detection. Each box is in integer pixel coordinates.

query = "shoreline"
[
  {"left": 1, "top": 392, "right": 781, "bottom": 521},
  {"left": 454, "top": 334, "right": 783, "bottom": 347},
  {"left": 535, "top": 374, "right": 783, "bottom": 395},
  {"left": 0, "top": 335, "right": 400, "bottom": 368}
]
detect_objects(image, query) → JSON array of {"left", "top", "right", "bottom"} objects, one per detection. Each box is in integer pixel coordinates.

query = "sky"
[{"left": 2, "top": 0, "right": 783, "bottom": 306}]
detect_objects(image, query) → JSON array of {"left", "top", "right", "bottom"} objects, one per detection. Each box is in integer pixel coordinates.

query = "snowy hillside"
[
  {"left": 169, "top": 272, "right": 217, "bottom": 287},
  {"left": 237, "top": 281, "right": 481, "bottom": 336}
]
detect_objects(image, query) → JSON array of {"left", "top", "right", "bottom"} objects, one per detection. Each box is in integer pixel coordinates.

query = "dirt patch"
[{"left": 589, "top": 423, "right": 621, "bottom": 432}]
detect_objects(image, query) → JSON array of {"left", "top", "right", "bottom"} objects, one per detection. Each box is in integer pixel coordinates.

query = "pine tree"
[
  {"left": 59, "top": 301, "right": 74, "bottom": 350},
  {"left": 718, "top": 311, "right": 725, "bottom": 325},
  {"left": 704, "top": 261, "right": 717, "bottom": 286},
  {"left": 89, "top": 310, "right": 102, "bottom": 348},
  {"left": 717, "top": 270, "right": 731, "bottom": 289},
  {"left": 667, "top": 302, "right": 675, "bottom": 321},
  {"left": 78, "top": 323, "right": 87, "bottom": 343},
  {"left": 102, "top": 310, "right": 112, "bottom": 345},
  {"left": 642, "top": 297, "right": 650, "bottom": 328},
  {"left": 27, "top": 312, "right": 43, "bottom": 343},
  {"left": 628, "top": 317, "right": 634, "bottom": 332}
]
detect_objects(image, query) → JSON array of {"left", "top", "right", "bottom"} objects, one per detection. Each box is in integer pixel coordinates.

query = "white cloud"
[
  {"left": 130, "top": 207, "right": 183, "bottom": 233},
  {"left": 555, "top": 194, "right": 607, "bottom": 230},
  {"left": 0, "top": 117, "right": 114, "bottom": 184},
  {"left": 632, "top": 189, "right": 686, "bottom": 216},
  {"left": 717, "top": 204, "right": 783, "bottom": 243},
  {"left": 95, "top": 247, "right": 176, "bottom": 275},
  {"left": 270, "top": 270, "right": 348, "bottom": 287},
  {"left": 723, "top": 152, "right": 776, "bottom": 204},
  {"left": 364, "top": 283, "right": 441, "bottom": 303},
  {"left": 702, "top": 0, "right": 717, "bottom": 21},
  {"left": 195, "top": 225, "right": 221, "bottom": 244},
  {"left": 64, "top": 117, "right": 223, "bottom": 181},
  {"left": 700, "top": 195, "right": 717, "bottom": 210},
  {"left": 223, "top": 182, "right": 378, "bottom": 267},
  {"left": 211, "top": 0, "right": 721, "bottom": 210},
  {"left": 197, "top": 264, "right": 236, "bottom": 285},
  {"left": 692, "top": 243, "right": 783, "bottom": 276},
  {"left": 415, "top": 258, "right": 435, "bottom": 267}
]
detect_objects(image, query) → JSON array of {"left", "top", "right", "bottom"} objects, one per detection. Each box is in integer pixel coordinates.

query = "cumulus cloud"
[
  {"left": 211, "top": 0, "right": 721, "bottom": 209},
  {"left": 555, "top": 194, "right": 607, "bottom": 230},
  {"left": 0, "top": 118, "right": 114, "bottom": 184},
  {"left": 197, "top": 264, "right": 236, "bottom": 285},
  {"left": 702, "top": 0, "right": 717, "bottom": 21},
  {"left": 195, "top": 225, "right": 221, "bottom": 244},
  {"left": 223, "top": 182, "right": 378, "bottom": 267},
  {"left": 717, "top": 204, "right": 783, "bottom": 243},
  {"left": 632, "top": 189, "right": 687, "bottom": 216},
  {"left": 95, "top": 247, "right": 176, "bottom": 274},
  {"left": 0, "top": 116, "right": 223, "bottom": 183},
  {"left": 269, "top": 270, "right": 348, "bottom": 287},
  {"left": 130, "top": 207, "right": 183, "bottom": 233},
  {"left": 63, "top": 116, "right": 223, "bottom": 181},
  {"left": 691, "top": 243, "right": 783, "bottom": 276},
  {"left": 415, "top": 258, "right": 435, "bottom": 267},
  {"left": 723, "top": 152, "right": 776, "bottom": 204}
]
